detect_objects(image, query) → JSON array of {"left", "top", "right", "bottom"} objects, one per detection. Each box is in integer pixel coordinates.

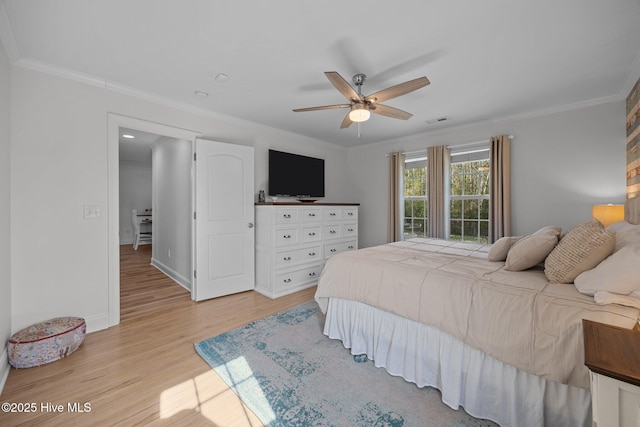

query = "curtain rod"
[
  {"left": 387, "top": 135, "right": 514, "bottom": 157},
  {"left": 446, "top": 134, "right": 513, "bottom": 150}
]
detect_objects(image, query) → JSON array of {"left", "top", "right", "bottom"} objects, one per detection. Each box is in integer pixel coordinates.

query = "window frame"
[
  {"left": 449, "top": 147, "right": 490, "bottom": 243},
  {"left": 402, "top": 155, "right": 428, "bottom": 239}
]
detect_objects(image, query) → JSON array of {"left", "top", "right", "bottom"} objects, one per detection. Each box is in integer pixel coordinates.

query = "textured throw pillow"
[
  {"left": 504, "top": 234, "right": 558, "bottom": 271},
  {"left": 532, "top": 225, "right": 562, "bottom": 238},
  {"left": 574, "top": 244, "right": 640, "bottom": 296},
  {"left": 544, "top": 221, "right": 615, "bottom": 284},
  {"left": 487, "top": 236, "right": 523, "bottom": 262}
]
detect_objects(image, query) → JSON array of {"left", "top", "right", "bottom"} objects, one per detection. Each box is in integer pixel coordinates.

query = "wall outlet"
[{"left": 84, "top": 205, "right": 101, "bottom": 219}]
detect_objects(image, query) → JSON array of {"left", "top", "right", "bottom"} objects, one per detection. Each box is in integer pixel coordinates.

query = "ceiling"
[
  {"left": 118, "top": 128, "right": 161, "bottom": 166},
  {"left": 2, "top": 0, "right": 640, "bottom": 148}
]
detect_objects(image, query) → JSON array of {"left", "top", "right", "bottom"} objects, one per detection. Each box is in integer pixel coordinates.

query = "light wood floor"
[{"left": 0, "top": 245, "right": 316, "bottom": 426}]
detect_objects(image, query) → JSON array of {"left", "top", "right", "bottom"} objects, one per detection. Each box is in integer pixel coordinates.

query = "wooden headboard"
[{"left": 625, "top": 197, "right": 640, "bottom": 225}]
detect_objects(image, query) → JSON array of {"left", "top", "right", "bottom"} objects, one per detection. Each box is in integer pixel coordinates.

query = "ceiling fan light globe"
[{"left": 348, "top": 105, "right": 371, "bottom": 122}]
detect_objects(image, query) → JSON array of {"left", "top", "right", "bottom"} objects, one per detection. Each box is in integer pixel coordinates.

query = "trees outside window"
[
  {"left": 402, "top": 147, "right": 490, "bottom": 243},
  {"left": 403, "top": 163, "right": 427, "bottom": 238},
  {"left": 450, "top": 159, "right": 489, "bottom": 243}
]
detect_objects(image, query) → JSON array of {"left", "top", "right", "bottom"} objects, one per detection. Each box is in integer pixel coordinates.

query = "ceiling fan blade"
[
  {"left": 364, "top": 76, "right": 430, "bottom": 104},
  {"left": 370, "top": 104, "right": 413, "bottom": 120},
  {"left": 293, "top": 104, "right": 351, "bottom": 112},
  {"left": 340, "top": 111, "right": 354, "bottom": 128},
  {"left": 325, "top": 71, "right": 360, "bottom": 102}
]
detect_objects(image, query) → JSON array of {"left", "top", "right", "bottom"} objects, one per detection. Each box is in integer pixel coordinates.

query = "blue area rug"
[{"left": 194, "top": 301, "right": 497, "bottom": 427}]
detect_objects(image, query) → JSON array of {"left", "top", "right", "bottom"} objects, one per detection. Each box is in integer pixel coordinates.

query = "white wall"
[
  {"left": 151, "top": 137, "right": 192, "bottom": 289},
  {"left": 0, "top": 35, "right": 12, "bottom": 391},
  {"left": 348, "top": 101, "right": 627, "bottom": 248},
  {"left": 9, "top": 65, "right": 350, "bottom": 333},
  {"left": 119, "top": 162, "right": 152, "bottom": 244}
]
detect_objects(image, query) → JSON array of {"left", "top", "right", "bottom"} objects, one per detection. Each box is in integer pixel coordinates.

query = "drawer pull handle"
[
  {"left": 348, "top": 212, "right": 354, "bottom": 216},
  {"left": 283, "top": 214, "right": 291, "bottom": 218},
  {"left": 308, "top": 213, "right": 315, "bottom": 217},
  {"left": 283, "top": 256, "right": 292, "bottom": 261},
  {"left": 330, "top": 230, "right": 336, "bottom": 234},
  {"left": 330, "top": 249, "right": 337, "bottom": 253},
  {"left": 330, "top": 213, "right": 336, "bottom": 216},
  {"left": 348, "top": 245, "right": 354, "bottom": 249},
  {"left": 283, "top": 235, "right": 291, "bottom": 239},
  {"left": 308, "top": 252, "right": 316, "bottom": 256},
  {"left": 309, "top": 232, "right": 316, "bottom": 236},
  {"left": 309, "top": 272, "right": 316, "bottom": 277},
  {"left": 284, "top": 278, "right": 291, "bottom": 283},
  {"left": 348, "top": 228, "right": 354, "bottom": 232}
]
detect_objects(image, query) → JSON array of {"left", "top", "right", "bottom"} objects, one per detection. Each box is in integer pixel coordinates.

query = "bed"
[{"left": 315, "top": 197, "right": 640, "bottom": 427}]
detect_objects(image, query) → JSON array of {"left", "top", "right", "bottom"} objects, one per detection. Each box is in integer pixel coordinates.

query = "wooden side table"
[{"left": 583, "top": 319, "right": 640, "bottom": 427}]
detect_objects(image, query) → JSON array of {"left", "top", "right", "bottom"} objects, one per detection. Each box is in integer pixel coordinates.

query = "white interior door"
[{"left": 193, "top": 139, "right": 255, "bottom": 301}]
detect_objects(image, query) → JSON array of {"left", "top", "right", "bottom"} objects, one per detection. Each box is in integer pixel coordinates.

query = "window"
[
  {"left": 400, "top": 144, "right": 490, "bottom": 243},
  {"left": 449, "top": 148, "right": 490, "bottom": 243},
  {"left": 403, "top": 156, "right": 427, "bottom": 238}
]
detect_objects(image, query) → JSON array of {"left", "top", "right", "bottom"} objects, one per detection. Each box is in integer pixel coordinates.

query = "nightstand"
[{"left": 583, "top": 319, "right": 640, "bottom": 427}]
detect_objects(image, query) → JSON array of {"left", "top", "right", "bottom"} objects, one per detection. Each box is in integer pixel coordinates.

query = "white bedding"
[{"left": 315, "top": 237, "right": 640, "bottom": 389}]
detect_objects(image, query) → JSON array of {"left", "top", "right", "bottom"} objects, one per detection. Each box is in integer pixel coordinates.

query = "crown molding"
[
  {"left": 362, "top": 94, "right": 623, "bottom": 150},
  {"left": 11, "top": 54, "right": 629, "bottom": 152},
  {"left": 13, "top": 56, "right": 341, "bottom": 149}
]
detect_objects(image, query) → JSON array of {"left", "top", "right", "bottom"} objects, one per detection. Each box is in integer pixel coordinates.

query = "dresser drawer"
[
  {"left": 343, "top": 208, "right": 358, "bottom": 220},
  {"left": 274, "top": 226, "right": 299, "bottom": 246},
  {"left": 323, "top": 224, "right": 342, "bottom": 239},
  {"left": 274, "top": 208, "right": 299, "bottom": 224},
  {"left": 342, "top": 222, "right": 358, "bottom": 238},
  {"left": 275, "top": 245, "right": 322, "bottom": 268},
  {"left": 301, "top": 207, "right": 323, "bottom": 222},
  {"left": 325, "top": 240, "right": 357, "bottom": 259},
  {"left": 301, "top": 225, "right": 322, "bottom": 243},
  {"left": 324, "top": 207, "right": 342, "bottom": 221},
  {"left": 275, "top": 263, "right": 323, "bottom": 292}
]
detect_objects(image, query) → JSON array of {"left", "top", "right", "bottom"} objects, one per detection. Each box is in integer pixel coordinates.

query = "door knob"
[{"left": 248, "top": 223, "right": 254, "bottom": 228}]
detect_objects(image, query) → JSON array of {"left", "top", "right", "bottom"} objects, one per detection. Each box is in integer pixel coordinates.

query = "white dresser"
[{"left": 255, "top": 203, "right": 359, "bottom": 298}]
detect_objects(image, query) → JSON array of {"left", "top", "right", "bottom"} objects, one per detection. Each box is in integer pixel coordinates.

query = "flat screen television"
[{"left": 268, "top": 149, "right": 325, "bottom": 198}]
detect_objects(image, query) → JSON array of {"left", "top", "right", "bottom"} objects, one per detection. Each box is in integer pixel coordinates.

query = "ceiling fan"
[{"left": 293, "top": 71, "right": 430, "bottom": 129}]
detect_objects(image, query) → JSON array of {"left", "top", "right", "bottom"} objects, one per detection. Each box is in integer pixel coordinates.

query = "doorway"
[
  {"left": 108, "top": 114, "right": 201, "bottom": 326},
  {"left": 108, "top": 114, "right": 256, "bottom": 327},
  {"left": 118, "top": 126, "right": 193, "bottom": 315}
]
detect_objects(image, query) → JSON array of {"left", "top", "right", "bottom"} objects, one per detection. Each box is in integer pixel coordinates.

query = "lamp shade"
[
  {"left": 592, "top": 204, "right": 624, "bottom": 227},
  {"left": 348, "top": 104, "right": 370, "bottom": 122}
]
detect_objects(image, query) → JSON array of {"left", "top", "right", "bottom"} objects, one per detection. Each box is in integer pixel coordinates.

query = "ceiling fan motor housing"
[{"left": 352, "top": 73, "right": 366, "bottom": 87}]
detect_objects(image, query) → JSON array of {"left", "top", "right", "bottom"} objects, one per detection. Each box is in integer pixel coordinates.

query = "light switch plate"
[{"left": 84, "top": 205, "right": 101, "bottom": 219}]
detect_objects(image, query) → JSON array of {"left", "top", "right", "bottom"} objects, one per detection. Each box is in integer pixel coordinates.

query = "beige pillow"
[
  {"left": 532, "top": 225, "right": 562, "bottom": 238},
  {"left": 505, "top": 234, "right": 558, "bottom": 271},
  {"left": 487, "top": 236, "right": 523, "bottom": 261},
  {"left": 544, "top": 221, "right": 615, "bottom": 284}
]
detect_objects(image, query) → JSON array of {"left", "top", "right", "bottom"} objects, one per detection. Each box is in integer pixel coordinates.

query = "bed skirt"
[{"left": 323, "top": 298, "right": 591, "bottom": 427}]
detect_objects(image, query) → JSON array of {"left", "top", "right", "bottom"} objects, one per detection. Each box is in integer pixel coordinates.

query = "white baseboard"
[
  {"left": 151, "top": 258, "right": 191, "bottom": 291},
  {"left": 84, "top": 312, "right": 111, "bottom": 334},
  {"left": 0, "top": 348, "right": 9, "bottom": 395}
]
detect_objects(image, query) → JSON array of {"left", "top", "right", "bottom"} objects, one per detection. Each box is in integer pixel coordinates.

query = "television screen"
[{"left": 268, "top": 150, "right": 325, "bottom": 197}]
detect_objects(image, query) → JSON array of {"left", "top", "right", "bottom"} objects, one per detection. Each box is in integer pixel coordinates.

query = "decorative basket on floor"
[{"left": 7, "top": 317, "right": 86, "bottom": 368}]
